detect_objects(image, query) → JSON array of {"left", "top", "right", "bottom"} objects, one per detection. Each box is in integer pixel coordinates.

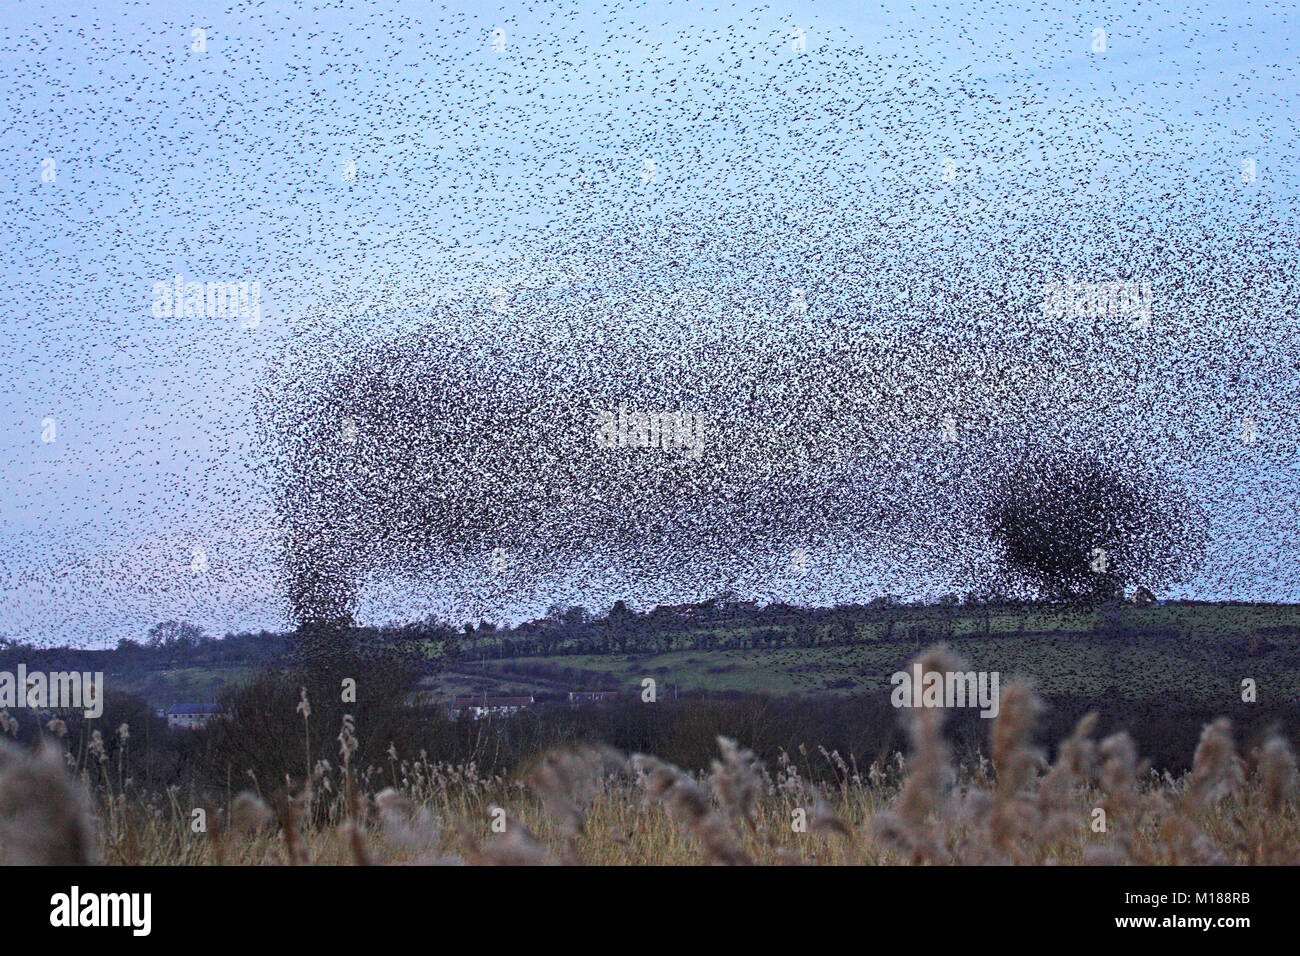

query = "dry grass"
[{"left": 1, "top": 647, "right": 1296, "bottom": 866}]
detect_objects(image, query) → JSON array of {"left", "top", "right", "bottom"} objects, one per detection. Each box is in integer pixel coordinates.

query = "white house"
[
  {"left": 166, "top": 702, "right": 220, "bottom": 730},
  {"left": 449, "top": 695, "right": 535, "bottom": 720},
  {"left": 568, "top": 691, "right": 620, "bottom": 705}
]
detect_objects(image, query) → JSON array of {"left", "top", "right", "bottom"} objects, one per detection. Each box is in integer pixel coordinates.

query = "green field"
[
  {"left": 88, "top": 603, "right": 1300, "bottom": 712},
  {"left": 423, "top": 603, "right": 1300, "bottom": 707},
  {"left": 107, "top": 666, "right": 253, "bottom": 711}
]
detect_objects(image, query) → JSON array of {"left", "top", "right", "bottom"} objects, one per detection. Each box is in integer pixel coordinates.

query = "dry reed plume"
[{"left": 0, "top": 648, "right": 1296, "bottom": 866}]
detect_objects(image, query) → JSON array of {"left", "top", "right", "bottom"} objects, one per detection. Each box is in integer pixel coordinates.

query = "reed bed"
[{"left": 1, "top": 647, "right": 1295, "bottom": 866}]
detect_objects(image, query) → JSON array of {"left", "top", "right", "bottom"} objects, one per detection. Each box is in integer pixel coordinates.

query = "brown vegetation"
[{"left": 0, "top": 647, "right": 1295, "bottom": 865}]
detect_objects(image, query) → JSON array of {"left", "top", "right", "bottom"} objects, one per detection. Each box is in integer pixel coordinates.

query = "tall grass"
[{"left": 1, "top": 647, "right": 1295, "bottom": 865}]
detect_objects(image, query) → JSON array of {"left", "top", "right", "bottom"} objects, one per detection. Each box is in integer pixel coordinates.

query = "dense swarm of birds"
[
  {"left": 983, "top": 449, "right": 1202, "bottom": 602},
  {"left": 3, "top": 1, "right": 1297, "bottom": 644}
]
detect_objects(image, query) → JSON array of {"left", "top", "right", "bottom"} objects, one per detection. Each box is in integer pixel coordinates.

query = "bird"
[{"left": 0, "top": 0, "right": 1294, "bottom": 651}]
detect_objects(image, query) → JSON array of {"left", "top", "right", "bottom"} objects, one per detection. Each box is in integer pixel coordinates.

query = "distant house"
[
  {"left": 1129, "top": 586, "right": 1157, "bottom": 606},
  {"left": 657, "top": 603, "right": 699, "bottom": 621},
  {"left": 569, "top": 691, "right": 619, "bottom": 705},
  {"left": 166, "top": 702, "right": 220, "bottom": 730},
  {"left": 449, "top": 695, "right": 535, "bottom": 720},
  {"left": 520, "top": 617, "right": 562, "bottom": 633}
]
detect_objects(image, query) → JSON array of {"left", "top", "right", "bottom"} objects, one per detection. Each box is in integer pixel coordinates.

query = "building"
[
  {"left": 656, "top": 603, "right": 699, "bottom": 621},
  {"left": 166, "top": 703, "right": 220, "bottom": 730},
  {"left": 1129, "top": 586, "right": 1157, "bottom": 606},
  {"left": 568, "top": 691, "right": 620, "bottom": 705},
  {"left": 449, "top": 695, "right": 535, "bottom": 720}
]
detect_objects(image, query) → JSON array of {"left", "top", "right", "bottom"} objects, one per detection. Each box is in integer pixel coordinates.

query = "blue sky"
[{"left": 2, "top": 0, "right": 1297, "bottom": 646}]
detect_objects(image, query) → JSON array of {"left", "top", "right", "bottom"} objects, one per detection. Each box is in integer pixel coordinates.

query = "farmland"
[{"left": 422, "top": 602, "right": 1300, "bottom": 708}]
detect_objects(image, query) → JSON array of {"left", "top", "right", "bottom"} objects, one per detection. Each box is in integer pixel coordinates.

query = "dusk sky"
[{"left": 2, "top": 0, "right": 1297, "bottom": 647}]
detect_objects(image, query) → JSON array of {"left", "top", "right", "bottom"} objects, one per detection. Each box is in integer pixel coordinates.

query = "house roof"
[
  {"left": 166, "top": 703, "right": 219, "bottom": 715},
  {"left": 450, "top": 696, "right": 534, "bottom": 708}
]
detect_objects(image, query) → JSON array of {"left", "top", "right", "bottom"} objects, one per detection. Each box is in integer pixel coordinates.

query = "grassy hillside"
[
  {"left": 108, "top": 666, "right": 254, "bottom": 710},
  {"left": 25, "top": 601, "right": 1296, "bottom": 711},
  {"left": 426, "top": 603, "right": 1300, "bottom": 707}
]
